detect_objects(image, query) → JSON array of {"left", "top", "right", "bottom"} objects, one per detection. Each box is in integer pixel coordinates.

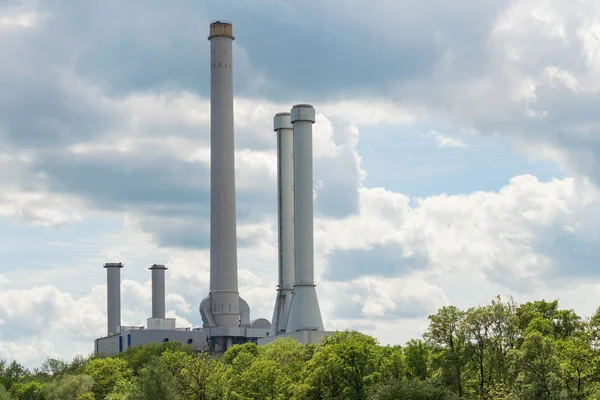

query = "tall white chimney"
[
  {"left": 104, "top": 262, "right": 123, "bottom": 336},
  {"left": 149, "top": 264, "right": 167, "bottom": 319},
  {"left": 204, "top": 20, "right": 240, "bottom": 329},
  {"left": 200, "top": 21, "right": 256, "bottom": 352},
  {"left": 285, "top": 104, "right": 324, "bottom": 333},
  {"left": 269, "top": 112, "right": 295, "bottom": 336}
]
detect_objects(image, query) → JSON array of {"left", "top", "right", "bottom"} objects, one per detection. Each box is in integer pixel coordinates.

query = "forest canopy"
[{"left": 2, "top": 295, "right": 600, "bottom": 399}]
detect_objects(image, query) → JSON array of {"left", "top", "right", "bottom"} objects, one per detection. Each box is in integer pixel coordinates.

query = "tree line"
[{"left": 2, "top": 295, "right": 600, "bottom": 399}]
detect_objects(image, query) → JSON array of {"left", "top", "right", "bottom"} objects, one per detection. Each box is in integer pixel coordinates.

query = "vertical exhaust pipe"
[
  {"left": 269, "top": 112, "right": 295, "bottom": 336},
  {"left": 285, "top": 104, "right": 324, "bottom": 333},
  {"left": 104, "top": 262, "right": 123, "bottom": 336},
  {"left": 149, "top": 264, "right": 167, "bottom": 319}
]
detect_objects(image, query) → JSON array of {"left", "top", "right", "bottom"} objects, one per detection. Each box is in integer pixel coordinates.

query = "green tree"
[
  {"left": 130, "top": 357, "right": 176, "bottom": 400},
  {"left": 512, "top": 332, "right": 562, "bottom": 400},
  {"left": 558, "top": 336, "right": 595, "bottom": 399},
  {"left": 379, "top": 345, "right": 405, "bottom": 382},
  {"left": 371, "top": 378, "right": 459, "bottom": 400},
  {"left": 105, "top": 378, "right": 136, "bottom": 400},
  {"left": 227, "top": 338, "right": 312, "bottom": 400},
  {"left": 221, "top": 342, "right": 260, "bottom": 398},
  {"left": 463, "top": 305, "right": 493, "bottom": 399},
  {"left": 256, "top": 338, "right": 311, "bottom": 399},
  {"left": 425, "top": 306, "right": 469, "bottom": 397},
  {"left": 587, "top": 306, "right": 600, "bottom": 349},
  {"left": 0, "top": 384, "right": 9, "bottom": 400},
  {"left": 525, "top": 316, "right": 554, "bottom": 337},
  {"left": 516, "top": 300, "right": 560, "bottom": 333},
  {"left": 9, "top": 380, "right": 47, "bottom": 400},
  {"left": 41, "top": 358, "right": 69, "bottom": 378},
  {"left": 116, "top": 342, "right": 189, "bottom": 375},
  {"left": 404, "top": 339, "right": 431, "bottom": 380},
  {"left": 487, "top": 296, "right": 519, "bottom": 386},
  {"left": 516, "top": 300, "right": 582, "bottom": 340},
  {"left": 44, "top": 374, "right": 94, "bottom": 400},
  {"left": 553, "top": 309, "right": 583, "bottom": 340},
  {"left": 84, "top": 357, "right": 132, "bottom": 400},
  {"left": 305, "top": 331, "right": 382, "bottom": 400},
  {"left": 161, "top": 349, "right": 221, "bottom": 400},
  {"left": 0, "top": 360, "right": 29, "bottom": 390}
]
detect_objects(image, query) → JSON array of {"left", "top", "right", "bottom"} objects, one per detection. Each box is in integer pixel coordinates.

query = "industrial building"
[
  {"left": 94, "top": 20, "right": 332, "bottom": 357},
  {"left": 94, "top": 263, "right": 270, "bottom": 355}
]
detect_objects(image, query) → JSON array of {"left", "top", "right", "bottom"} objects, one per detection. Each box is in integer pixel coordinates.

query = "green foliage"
[
  {"left": 130, "top": 357, "right": 176, "bottom": 400},
  {"left": 371, "top": 378, "right": 460, "bottom": 400},
  {"left": 425, "top": 306, "right": 469, "bottom": 397},
  {"left": 378, "top": 345, "right": 405, "bottom": 382},
  {"left": 558, "top": 336, "right": 595, "bottom": 399},
  {"left": 75, "top": 393, "right": 95, "bottom": 400},
  {"left": 104, "top": 378, "right": 136, "bottom": 400},
  {"left": 161, "top": 348, "right": 221, "bottom": 400},
  {"left": 84, "top": 357, "right": 132, "bottom": 400},
  {"left": 115, "top": 341, "right": 190, "bottom": 375},
  {"left": 9, "top": 380, "right": 47, "bottom": 400},
  {"left": 44, "top": 374, "right": 94, "bottom": 400},
  {"left": 405, "top": 339, "right": 431, "bottom": 380},
  {"left": 3, "top": 296, "right": 600, "bottom": 399},
  {"left": 304, "top": 330, "right": 382, "bottom": 400},
  {"left": 0, "top": 360, "right": 29, "bottom": 390},
  {"left": 0, "top": 384, "right": 9, "bottom": 400}
]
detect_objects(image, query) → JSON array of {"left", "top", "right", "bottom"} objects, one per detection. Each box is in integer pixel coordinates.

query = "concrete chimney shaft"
[
  {"left": 285, "top": 104, "right": 324, "bottom": 333},
  {"left": 205, "top": 20, "right": 241, "bottom": 328},
  {"left": 104, "top": 262, "right": 123, "bottom": 336},
  {"left": 270, "top": 112, "right": 295, "bottom": 336},
  {"left": 149, "top": 264, "right": 167, "bottom": 319}
]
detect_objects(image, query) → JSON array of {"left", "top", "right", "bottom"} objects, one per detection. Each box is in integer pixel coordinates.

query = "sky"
[{"left": 2, "top": 0, "right": 600, "bottom": 368}]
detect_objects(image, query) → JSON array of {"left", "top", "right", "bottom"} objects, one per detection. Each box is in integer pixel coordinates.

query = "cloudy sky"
[{"left": 2, "top": 0, "right": 600, "bottom": 368}]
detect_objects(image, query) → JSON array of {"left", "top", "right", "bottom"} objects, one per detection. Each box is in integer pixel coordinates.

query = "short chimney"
[
  {"left": 104, "top": 262, "right": 124, "bottom": 336},
  {"left": 149, "top": 264, "right": 167, "bottom": 319}
]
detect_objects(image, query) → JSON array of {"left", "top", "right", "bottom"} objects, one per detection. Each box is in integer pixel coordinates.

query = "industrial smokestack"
[
  {"left": 104, "top": 262, "right": 123, "bottom": 336},
  {"left": 200, "top": 20, "right": 241, "bottom": 332},
  {"left": 285, "top": 104, "right": 324, "bottom": 333},
  {"left": 149, "top": 264, "right": 167, "bottom": 319},
  {"left": 269, "top": 112, "right": 295, "bottom": 336}
]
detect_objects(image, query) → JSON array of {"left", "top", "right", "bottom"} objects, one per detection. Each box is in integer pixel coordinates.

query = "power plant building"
[
  {"left": 94, "top": 20, "right": 332, "bottom": 356},
  {"left": 94, "top": 262, "right": 269, "bottom": 356}
]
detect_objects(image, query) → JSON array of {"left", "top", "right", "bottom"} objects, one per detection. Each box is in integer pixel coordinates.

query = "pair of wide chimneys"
[
  {"left": 104, "top": 262, "right": 167, "bottom": 336},
  {"left": 270, "top": 104, "right": 324, "bottom": 336}
]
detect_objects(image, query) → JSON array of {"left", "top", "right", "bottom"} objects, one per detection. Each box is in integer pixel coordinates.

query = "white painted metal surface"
[
  {"left": 147, "top": 318, "right": 176, "bottom": 330},
  {"left": 270, "top": 112, "right": 295, "bottom": 336},
  {"left": 149, "top": 264, "right": 167, "bottom": 319},
  {"left": 104, "top": 262, "right": 123, "bottom": 336},
  {"left": 285, "top": 105, "right": 325, "bottom": 333},
  {"left": 202, "top": 20, "right": 241, "bottom": 329}
]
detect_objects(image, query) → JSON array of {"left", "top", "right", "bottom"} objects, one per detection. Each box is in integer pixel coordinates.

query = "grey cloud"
[
  {"left": 333, "top": 300, "right": 367, "bottom": 320},
  {"left": 532, "top": 224, "right": 600, "bottom": 281},
  {"left": 11, "top": 0, "right": 507, "bottom": 102},
  {"left": 0, "top": 72, "right": 123, "bottom": 149},
  {"left": 324, "top": 243, "right": 428, "bottom": 282},
  {"left": 33, "top": 150, "right": 278, "bottom": 248},
  {"left": 331, "top": 286, "right": 439, "bottom": 320},
  {"left": 36, "top": 152, "right": 210, "bottom": 211},
  {"left": 314, "top": 145, "right": 360, "bottom": 218},
  {"left": 313, "top": 117, "right": 363, "bottom": 218},
  {"left": 42, "top": 0, "right": 211, "bottom": 96},
  {"left": 140, "top": 216, "right": 211, "bottom": 250},
  {"left": 200, "top": 0, "right": 507, "bottom": 101}
]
